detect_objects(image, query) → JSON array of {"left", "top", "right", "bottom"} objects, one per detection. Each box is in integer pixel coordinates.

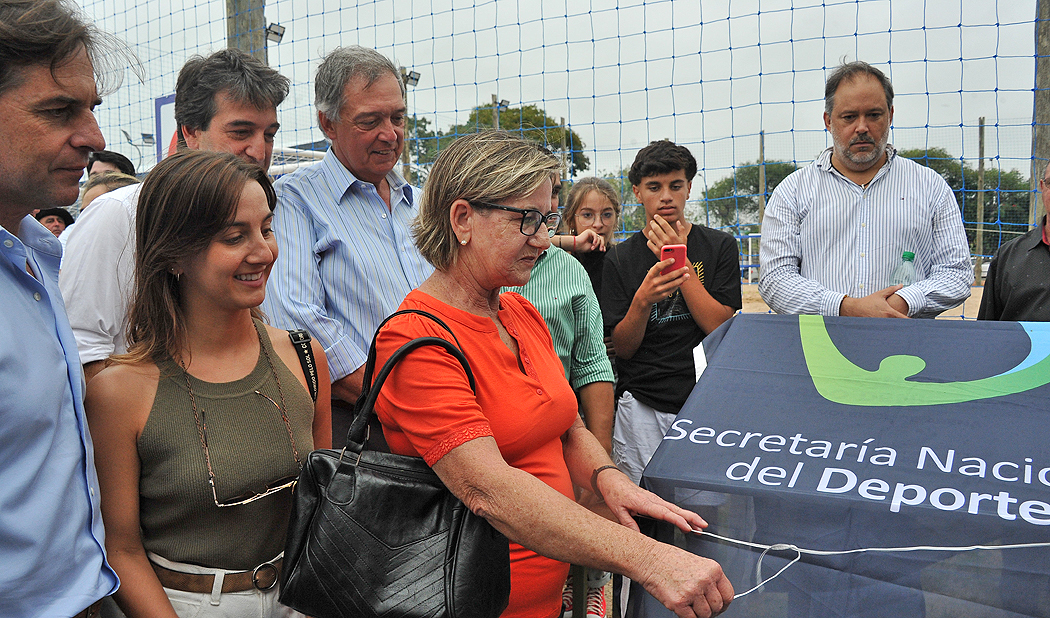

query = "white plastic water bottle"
[{"left": 889, "top": 251, "right": 917, "bottom": 286}]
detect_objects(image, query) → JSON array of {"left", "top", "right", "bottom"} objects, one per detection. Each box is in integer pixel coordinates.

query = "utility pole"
[
  {"left": 1031, "top": 0, "right": 1050, "bottom": 225},
  {"left": 758, "top": 130, "right": 766, "bottom": 225},
  {"left": 401, "top": 105, "right": 411, "bottom": 184},
  {"left": 397, "top": 68, "right": 422, "bottom": 184},
  {"left": 975, "top": 117, "right": 986, "bottom": 285},
  {"left": 226, "top": 0, "right": 267, "bottom": 64},
  {"left": 560, "top": 117, "right": 569, "bottom": 181}
]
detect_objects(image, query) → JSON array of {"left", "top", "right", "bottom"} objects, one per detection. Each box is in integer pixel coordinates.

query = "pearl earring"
[{"left": 460, "top": 239, "right": 467, "bottom": 245}]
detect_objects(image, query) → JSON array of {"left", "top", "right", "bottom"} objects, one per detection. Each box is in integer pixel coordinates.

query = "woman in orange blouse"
[{"left": 373, "top": 131, "right": 733, "bottom": 618}]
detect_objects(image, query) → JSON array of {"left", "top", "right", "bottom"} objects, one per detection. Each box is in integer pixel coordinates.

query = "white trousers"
[
  {"left": 612, "top": 390, "right": 676, "bottom": 486},
  {"left": 611, "top": 391, "right": 678, "bottom": 614},
  {"left": 148, "top": 553, "right": 303, "bottom": 618}
]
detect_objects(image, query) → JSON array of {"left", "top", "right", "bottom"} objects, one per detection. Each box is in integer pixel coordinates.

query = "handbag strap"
[
  {"left": 344, "top": 310, "right": 476, "bottom": 456},
  {"left": 287, "top": 330, "right": 318, "bottom": 402},
  {"left": 360, "top": 309, "right": 467, "bottom": 391}
]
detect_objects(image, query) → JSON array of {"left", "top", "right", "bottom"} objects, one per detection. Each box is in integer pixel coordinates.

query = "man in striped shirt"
[
  {"left": 62, "top": 49, "right": 290, "bottom": 382},
  {"left": 759, "top": 61, "right": 972, "bottom": 318},
  {"left": 263, "top": 47, "right": 432, "bottom": 433}
]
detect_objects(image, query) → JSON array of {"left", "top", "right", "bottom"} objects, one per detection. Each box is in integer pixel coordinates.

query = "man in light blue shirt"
[
  {"left": 760, "top": 61, "right": 972, "bottom": 318},
  {"left": 264, "top": 46, "right": 433, "bottom": 424},
  {"left": 0, "top": 1, "right": 120, "bottom": 615}
]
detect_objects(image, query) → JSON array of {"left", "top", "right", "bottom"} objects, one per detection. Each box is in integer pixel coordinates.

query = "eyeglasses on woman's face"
[
  {"left": 576, "top": 210, "right": 616, "bottom": 224},
  {"left": 470, "top": 201, "right": 562, "bottom": 238}
]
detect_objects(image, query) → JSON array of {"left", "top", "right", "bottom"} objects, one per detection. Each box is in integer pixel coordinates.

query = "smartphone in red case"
[{"left": 660, "top": 244, "right": 688, "bottom": 276}]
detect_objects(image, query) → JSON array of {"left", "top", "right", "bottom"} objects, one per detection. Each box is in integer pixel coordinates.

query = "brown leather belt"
[
  {"left": 72, "top": 599, "right": 102, "bottom": 618},
  {"left": 151, "top": 558, "right": 282, "bottom": 593}
]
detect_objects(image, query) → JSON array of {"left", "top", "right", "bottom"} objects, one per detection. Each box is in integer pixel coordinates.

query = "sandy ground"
[{"left": 740, "top": 283, "right": 985, "bottom": 319}]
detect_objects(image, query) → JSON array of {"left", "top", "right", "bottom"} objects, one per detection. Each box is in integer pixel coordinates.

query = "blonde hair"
[
  {"left": 561, "top": 177, "right": 621, "bottom": 239},
  {"left": 79, "top": 171, "right": 139, "bottom": 203},
  {"left": 414, "top": 131, "right": 559, "bottom": 270}
]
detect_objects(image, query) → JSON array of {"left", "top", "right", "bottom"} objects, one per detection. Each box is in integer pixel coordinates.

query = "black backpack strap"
[{"left": 288, "top": 330, "right": 319, "bottom": 402}]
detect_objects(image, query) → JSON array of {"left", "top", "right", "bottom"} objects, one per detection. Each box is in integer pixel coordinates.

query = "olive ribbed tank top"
[{"left": 138, "top": 319, "right": 314, "bottom": 570}]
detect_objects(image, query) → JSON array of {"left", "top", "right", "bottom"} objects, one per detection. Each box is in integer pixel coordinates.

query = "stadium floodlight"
[
  {"left": 120, "top": 129, "right": 145, "bottom": 169},
  {"left": 266, "top": 23, "right": 286, "bottom": 44},
  {"left": 402, "top": 69, "right": 421, "bottom": 87}
]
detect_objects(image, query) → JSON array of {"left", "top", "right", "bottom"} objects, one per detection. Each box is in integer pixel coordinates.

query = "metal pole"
[
  {"left": 492, "top": 94, "right": 500, "bottom": 130},
  {"left": 401, "top": 84, "right": 411, "bottom": 183},
  {"left": 1031, "top": 0, "right": 1050, "bottom": 225},
  {"left": 560, "top": 117, "right": 569, "bottom": 180},
  {"left": 758, "top": 130, "right": 766, "bottom": 226},
  {"left": 226, "top": 0, "right": 267, "bottom": 64},
  {"left": 975, "top": 117, "right": 986, "bottom": 285}
]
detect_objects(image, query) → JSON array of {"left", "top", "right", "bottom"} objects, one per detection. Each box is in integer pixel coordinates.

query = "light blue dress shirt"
[
  {"left": 263, "top": 149, "right": 434, "bottom": 382},
  {"left": 0, "top": 215, "right": 118, "bottom": 617},
  {"left": 760, "top": 147, "right": 973, "bottom": 318}
]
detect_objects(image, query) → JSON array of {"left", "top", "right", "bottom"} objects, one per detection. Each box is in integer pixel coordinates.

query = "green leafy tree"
[
  {"left": 421, "top": 104, "right": 589, "bottom": 174},
  {"left": 592, "top": 168, "right": 643, "bottom": 234},
  {"left": 900, "top": 148, "right": 1030, "bottom": 256},
  {"left": 404, "top": 115, "right": 438, "bottom": 184},
  {"left": 703, "top": 160, "right": 798, "bottom": 233}
]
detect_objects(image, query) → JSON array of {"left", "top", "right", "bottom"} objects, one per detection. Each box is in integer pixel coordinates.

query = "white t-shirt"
[{"left": 59, "top": 183, "right": 141, "bottom": 364}]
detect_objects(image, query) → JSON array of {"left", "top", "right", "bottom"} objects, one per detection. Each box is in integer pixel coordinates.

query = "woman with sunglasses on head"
[
  {"left": 373, "top": 131, "right": 732, "bottom": 618},
  {"left": 85, "top": 150, "right": 331, "bottom": 618}
]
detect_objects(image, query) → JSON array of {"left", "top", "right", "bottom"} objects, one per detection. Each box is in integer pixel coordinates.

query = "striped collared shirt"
[
  {"left": 505, "top": 247, "right": 614, "bottom": 389},
  {"left": 759, "top": 146, "right": 973, "bottom": 318},
  {"left": 263, "top": 149, "right": 433, "bottom": 380}
]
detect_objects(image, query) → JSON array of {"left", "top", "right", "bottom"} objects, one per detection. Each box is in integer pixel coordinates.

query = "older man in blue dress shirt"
[
  {"left": 0, "top": 2, "right": 121, "bottom": 616},
  {"left": 264, "top": 46, "right": 433, "bottom": 433}
]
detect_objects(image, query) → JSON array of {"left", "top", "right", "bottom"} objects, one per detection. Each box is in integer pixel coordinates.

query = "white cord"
[{"left": 692, "top": 529, "right": 1050, "bottom": 598}]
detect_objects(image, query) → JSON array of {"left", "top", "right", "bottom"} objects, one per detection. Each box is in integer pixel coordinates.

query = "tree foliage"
[
  {"left": 411, "top": 104, "right": 589, "bottom": 177},
  {"left": 900, "top": 147, "right": 1031, "bottom": 256},
  {"left": 590, "top": 168, "right": 642, "bottom": 233},
  {"left": 703, "top": 160, "right": 798, "bottom": 232},
  {"left": 404, "top": 115, "right": 438, "bottom": 184}
]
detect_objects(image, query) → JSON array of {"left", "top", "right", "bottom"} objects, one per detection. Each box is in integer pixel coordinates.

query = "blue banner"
[{"left": 635, "top": 314, "right": 1050, "bottom": 618}]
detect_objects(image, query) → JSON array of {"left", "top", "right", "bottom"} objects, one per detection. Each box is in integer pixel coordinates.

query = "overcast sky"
[{"left": 83, "top": 0, "right": 1039, "bottom": 195}]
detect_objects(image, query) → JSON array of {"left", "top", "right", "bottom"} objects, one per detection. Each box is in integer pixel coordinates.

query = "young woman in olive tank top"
[{"left": 85, "top": 150, "right": 331, "bottom": 618}]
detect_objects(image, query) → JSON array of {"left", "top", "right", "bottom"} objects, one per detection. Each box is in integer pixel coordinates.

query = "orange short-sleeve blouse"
[{"left": 373, "top": 289, "right": 578, "bottom": 618}]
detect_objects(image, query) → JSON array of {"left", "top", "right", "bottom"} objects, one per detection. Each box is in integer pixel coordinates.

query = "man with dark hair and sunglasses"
[
  {"left": 86, "top": 149, "right": 134, "bottom": 176},
  {"left": 263, "top": 46, "right": 432, "bottom": 439}
]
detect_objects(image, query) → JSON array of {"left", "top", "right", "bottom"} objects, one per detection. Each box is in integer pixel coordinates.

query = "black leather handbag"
[{"left": 279, "top": 310, "right": 511, "bottom": 618}]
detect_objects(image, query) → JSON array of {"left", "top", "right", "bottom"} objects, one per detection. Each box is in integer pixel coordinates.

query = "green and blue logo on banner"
[{"left": 799, "top": 314, "right": 1050, "bottom": 406}]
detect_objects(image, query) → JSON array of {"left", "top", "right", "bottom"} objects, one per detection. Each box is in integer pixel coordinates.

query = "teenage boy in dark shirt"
[{"left": 602, "top": 140, "right": 742, "bottom": 485}]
